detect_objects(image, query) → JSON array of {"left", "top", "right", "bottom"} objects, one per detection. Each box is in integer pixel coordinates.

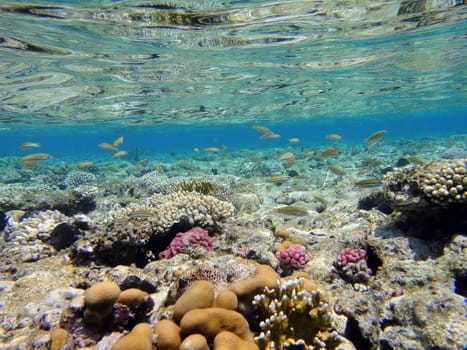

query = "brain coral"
[{"left": 383, "top": 159, "right": 467, "bottom": 211}]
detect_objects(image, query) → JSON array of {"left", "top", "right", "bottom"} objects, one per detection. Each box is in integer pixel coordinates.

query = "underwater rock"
[
  {"left": 0, "top": 184, "right": 97, "bottom": 215},
  {"left": 379, "top": 289, "right": 467, "bottom": 349},
  {"left": 0, "top": 211, "right": 8, "bottom": 231},
  {"left": 49, "top": 223, "right": 82, "bottom": 250},
  {"left": 383, "top": 159, "right": 467, "bottom": 238}
]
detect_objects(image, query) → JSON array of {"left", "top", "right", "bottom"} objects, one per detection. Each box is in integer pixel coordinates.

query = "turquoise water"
[{"left": 0, "top": 0, "right": 466, "bottom": 157}]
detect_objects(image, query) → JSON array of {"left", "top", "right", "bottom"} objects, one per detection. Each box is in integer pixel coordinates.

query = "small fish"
[
  {"left": 265, "top": 174, "right": 290, "bottom": 184},
  {"left": 365, "top": 141, "right": 379, "bottom": 151},
  {"left": 99, "top": 142, "right": 118, "bottom": 151},
  {"left": 21, "top": 160, "right": 37, "bottom": 167},
  {"left": 260, "top": 132, "right": 281, "bottom": 139},
  {"left": 326, "top": 133, "right": 343, "bottom": 141},
  {"left": 220, "top": 144, "right": 226, "bottom": 151},
  {"left": 303, "top": 150, "right": 314, "bottom": 158},
  {"left": 354, "top": 179, "right": 383, "bottom": 187},
  {"left": 313, "top": 195, "right": 328, "bottom": 211},
  {"left": 320, "top": 147, "right": 341, "bottom": 157},
  {"left": 194, "top": 147, "right": 200, "bottom": 153},
  {"left": 275, "top": 206, "right": 308, "bottom": 217},
  {"left": 21, "top": 153, "right": 53, "bottom": 161},
  {"left": 203, "top": 147, "right": 220, "bottom": 153},
  {"left": 328, "top": 165, "right": 345, "bottom": 176},
  {"left": 289, "top": 137, "right": 300, "bottom": 144},
  {"left": 365, "top": 129, "right": 387, "bottom": 142},
  {"left": 252, "top": 125, "right": 272, "bottom": 133},
  {"left": 77, "top": 161, "right": 94, "bottom": 168},
  {"left": 283, "top": 157, "right": 295, "bottom": 168},
  {"left": 277, "top": 152, "right": 295, "bottom": 161},
  {"left": 408, "top": 156, "right": 425, "bottom": 165},
  {"left": 112, "top": 150, "right": 128, "bottom": 158},
  {"left": 19, "top": 142, "right": 40, "bottom": 150},
  {"left": 112, "top": 136, "right": 124, "bottom": 148}
]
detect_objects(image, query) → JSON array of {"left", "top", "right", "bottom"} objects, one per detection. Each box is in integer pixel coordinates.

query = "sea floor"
[{"left": 0, "top": 134, "right": 466, "bottom": 349}]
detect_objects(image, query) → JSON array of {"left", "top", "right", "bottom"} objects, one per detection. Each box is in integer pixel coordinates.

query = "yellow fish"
[
  {"left": 320, "top": 147, "right": 341, "bottom": 157},
  {"left": 260, "top": 132, "right": 281, "bottom": 139},
  {"left": 112, "top": 136, "right": 124, "bottom": 148},
  {"left": 365, "top": 130, "right": 387, "bottom": 142},
  {"left": 277, "top": 152, "right": 295, "bottom": 161},
  {"left": 265, "top": 174, "right": 290, "bottom": 184},
  {"left": 365, "top": 141, "right": 379, "bottom": 151},
  {"left": 21, "top": 153, "right": 53, "bottom": 161},
  {"left": 252, "top": 125, "right": 272, "bottom": 134},
  {"left": 288, "top": 137, "right": 300, "bottom": 144},
  {"left": 99, "top": 142, "right": 118, "bottom": 151},
  {"left": 22, "top": 160, "right": 37, "bottom": 167},
  {"left": 77, "top": 161, "right": 94, "bottom": 168},
  {"left": 203, "top": 147, "right": 220, "bottom": 153},
  {"left": 326, "top": 133, "right": 343, "bottom": 141},
  {"left": 112, "top": 150, "right": 128, "bottom": 158},
  {"left": 19, "top": 142, "right": 41, "bottom": 150}
]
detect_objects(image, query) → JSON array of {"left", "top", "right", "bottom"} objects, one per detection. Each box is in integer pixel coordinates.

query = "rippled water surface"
[{"left": 0, "top": 0, "right": 465, "bottom": 125}]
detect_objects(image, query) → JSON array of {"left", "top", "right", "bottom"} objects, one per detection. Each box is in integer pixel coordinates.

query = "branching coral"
[{"left": 253, "top": 278, "right": 354, "bottom": 350}]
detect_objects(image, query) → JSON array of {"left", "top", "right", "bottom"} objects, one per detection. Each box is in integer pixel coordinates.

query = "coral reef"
[
  {"left": 64, "top": 170, "right": 97, "bottom": 188},
  {"left": 253, "top": 277, "right": 355, "bottom": 350},
  {"left": 0, "top": 184, "right": 97, "bottom": 215},
  {"left": 384, "top": 159, "right": 467, "bottom": 210},
  {"left": 335, "top": 248, "right": 372, "bottom": 284},
  {"left": 159, "top": 227, "right": 214, "bottom": 259},
  {"left": 72, "top": 192, "right": 234, "bottom": 266},
  {"left": 275, "top": 242, "right": 313, "bottom": 271}
]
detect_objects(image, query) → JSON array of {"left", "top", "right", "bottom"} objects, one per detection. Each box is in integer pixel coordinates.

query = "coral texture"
[
  {"left": 275, "top": 244, "right": 313, "bottom": 270},
  {"left": 384, "top": 159, "right": 467, "bottom": 210},
  {"left": 336, "top": 248, "right": 372, "bottom": 284},
  {"left": 253, "top": 278, "right": 354, "bottom": 350},
  {"left": 159, "top": 227, "right": 214, "bottom": 259}
]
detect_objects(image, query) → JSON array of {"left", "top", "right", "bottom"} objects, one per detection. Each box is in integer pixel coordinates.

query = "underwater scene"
[{"left": 0, "top": 0, "right": 466, "bottom": 349}]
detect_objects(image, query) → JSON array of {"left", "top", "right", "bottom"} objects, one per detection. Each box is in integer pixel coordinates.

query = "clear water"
[{"left": 0, "top": 0, "right": 466, "bottom": 156}]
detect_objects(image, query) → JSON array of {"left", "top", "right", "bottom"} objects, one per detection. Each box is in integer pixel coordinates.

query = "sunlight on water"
[{"left": 0, "top": 0, "right": 465, "bottom": 125}]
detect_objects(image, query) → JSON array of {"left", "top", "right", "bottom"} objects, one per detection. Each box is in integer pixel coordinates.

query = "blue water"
[
  {"left": 0, "top": 0, "right": 466, "bottom": 161},
  {"left": 1, "top": 107, "right": 465, "bottom": 163}
]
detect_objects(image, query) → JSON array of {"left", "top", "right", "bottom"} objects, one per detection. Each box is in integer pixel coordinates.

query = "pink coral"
[
  {"left": 159, "top": 227, "right": 213, "bottom": 259},
  {"left": 336, "top": 247, "right": 372, "bottom": 283},
  {"left": 337, "top": 248, "right": 366, "bottom": 267},
  {"left": 275, "top": 244, "right": 313, "bottom": 269}
]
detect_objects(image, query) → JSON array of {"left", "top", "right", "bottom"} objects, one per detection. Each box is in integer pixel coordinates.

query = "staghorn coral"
[
  {"left": 253, "top": 278, "right": 354, "bottom": 350},
  {"left": 384, "top": 159, "right": 467, "bottom": 210}
]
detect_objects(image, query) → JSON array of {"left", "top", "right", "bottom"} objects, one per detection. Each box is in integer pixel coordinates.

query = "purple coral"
[
  {"left": 159, "top": 227, "right": 213, "bottom": 259},
  {"left": 276, "top": 244, "right": 313, "bottom": 269}
]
